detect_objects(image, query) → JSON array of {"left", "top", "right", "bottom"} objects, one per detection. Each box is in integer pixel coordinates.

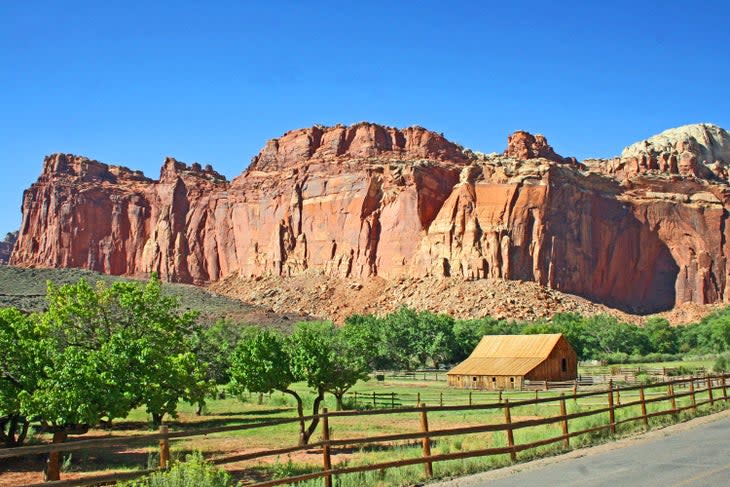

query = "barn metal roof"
[{"left": 447, "top": 334, "right": 564, "bottom": 376}]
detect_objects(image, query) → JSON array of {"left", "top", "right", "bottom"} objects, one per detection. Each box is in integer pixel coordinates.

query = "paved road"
[{"left": 433, "top": 412, "right": 730, "bottom": 487}]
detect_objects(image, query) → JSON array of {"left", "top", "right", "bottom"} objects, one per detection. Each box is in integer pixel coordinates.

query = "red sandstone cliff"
[{"left": 11, "top": 122, "right": 730, "bottom": 313}]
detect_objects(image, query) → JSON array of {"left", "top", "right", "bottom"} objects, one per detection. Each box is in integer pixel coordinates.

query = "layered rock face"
[{"left": 11, "top": 122, "right": 730, "bottom": 313}]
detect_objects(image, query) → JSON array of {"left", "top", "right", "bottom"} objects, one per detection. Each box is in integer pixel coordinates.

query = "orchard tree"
[
  {"left": 229, "top": 328, "right": 310, "bottom": 442},
  {"left": 0, "top": 308, "right": 44, "bottom": 447},
  {"left": 288, "top": 322, "right": 369, "bottom": 416},
  {"left": 42, "top": 276, "right": 212, "bottom": 427},
  {"left": 230, "top": 322, "right": 370, "bottom": 444}
]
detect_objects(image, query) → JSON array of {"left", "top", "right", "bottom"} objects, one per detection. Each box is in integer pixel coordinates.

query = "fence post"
[
  {"left": 419, "top": 404, "right": 433, "bottom": 477},
  {"left": 573, "top": 381, "right": 578, "bottom": 403},
  {"left": 440, "top": 392, "right": 443, "bottom": 407},
  {"left": 707, "top": 375, "right": 715, "bottom": 406},
  {"left": 560, "top": 394, "right": 569, "bottom": 449},
  {"left": 417, "top": 392, "right": 421, "bottom": 406},
  {"left": 469, "top": 391, "right": 472, "bottom": 406},
  {"left": 321, "top": 408, "right": 332, "bottom": 487},
  {"left": 499, "top": 390, "right": 503, "bottom": 403},
  {"left": 689, "top": 378, "right": 696, "bottom": 413},
  {"left": 668, "top": 382, "right": 677, "bottom": 414},
  {"left": 544, "top": 380, "right": 549, "bottom": 391},
  {"left": 159, "top": 425, "right": 170, "bottom": 469},
  {"left": 722, "top": 374, "right": 728, "bottom": 401},
  {"left": 354, "top": 391, "right": 358, "bottom": 405},
  {"left": 391, "top": 392, "right": 395, "bottom": 409},
  {"left": 373, "top": 391, "right": 376, "bottom": 407},
  {"left": 504, "top": 399, "right": 517, "bottom": 462},
  {"left": 639, "top": 385, "right": 648, "bottom": 431},
  {"left": 607, "top": 380, "right": 616, "bottom": 435},
  {"left": 616, "top": 389, "right": 621, "bottom": 407}
]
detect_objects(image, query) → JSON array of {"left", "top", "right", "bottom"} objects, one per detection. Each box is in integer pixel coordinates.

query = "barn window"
[
  {"left": 561, "top": 358, "right": 567, "bottom": 372},
  {"left": 472, "top": 376, "right": 478, "bottom": 382},
  {"left": 492, "top": 377, "right": 496, "bottom": 383},
  {"left": 510, "top": 377, "right": 515, "bottom": 384}
]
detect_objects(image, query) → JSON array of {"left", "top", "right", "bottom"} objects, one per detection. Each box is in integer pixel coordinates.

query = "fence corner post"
[
  {"left": 504, "top": 398, "right": 517, "bottom": 462},
  {"left": 321, "top": 407, "right": 332, "bottom": 487},
  {"left": 419, "top": 403, "right": 433, "bottom": 477},
  {"left": 689, "top": 378, "right": 696, "bottom": 413},
  {"left": 159, "top": 424, "right": 170, "bottom": 470}
]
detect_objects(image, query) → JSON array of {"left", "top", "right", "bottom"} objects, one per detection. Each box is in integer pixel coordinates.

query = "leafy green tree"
[
  {"left": 40, "top": 275, "right": 212, "bottom": 428},
  {"left": 412, "top": 311, "right": 456, "bottom": 368},
  {"left": 229, "top": 327, "right": 313, "bottom": 443},
  {"left": 288, "top": 322, "right": 369, "bottom": 413},
  {"left": 341, "top": 314, "right": 389, "bottom": 369},
  {"left": 643, "top": 317, "right": 677, "bottom": 354},
  {"left": 0, "top": 308, "right": 44, "bottom": 447},
  {"left": 381, "top": 307, "right": 422, "bottom": 370}
]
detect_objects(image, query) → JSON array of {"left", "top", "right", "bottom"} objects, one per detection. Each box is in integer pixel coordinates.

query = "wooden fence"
[{"left": 1, "top": 373, "right": 728, "bottom": 487}]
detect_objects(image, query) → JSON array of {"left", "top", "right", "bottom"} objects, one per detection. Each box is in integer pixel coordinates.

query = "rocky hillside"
[{"left": 11, "top": 122, "right": 730, "bottom": 315}]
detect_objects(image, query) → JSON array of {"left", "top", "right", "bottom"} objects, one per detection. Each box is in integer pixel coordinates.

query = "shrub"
[{"left": 119, "top": 452, "right": 233, "bottom": 487}]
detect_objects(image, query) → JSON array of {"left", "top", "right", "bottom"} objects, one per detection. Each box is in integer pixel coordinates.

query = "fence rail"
[{"left": 3, "top": 374, "right": 728, "bottom": 487}]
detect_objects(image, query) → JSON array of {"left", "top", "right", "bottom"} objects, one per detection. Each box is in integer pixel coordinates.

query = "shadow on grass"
[{"left": 107, "top": 415, "right": 295, "bottom": 433}]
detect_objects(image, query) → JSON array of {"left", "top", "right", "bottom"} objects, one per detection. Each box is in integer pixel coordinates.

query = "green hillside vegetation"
[{"left": 0, "top": 266, "right": 301, "bottom": 330}]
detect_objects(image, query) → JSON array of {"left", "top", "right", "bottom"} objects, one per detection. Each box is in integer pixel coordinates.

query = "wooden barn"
[{"left": 447, "top": 334, "right": 577, "bottom": 390}]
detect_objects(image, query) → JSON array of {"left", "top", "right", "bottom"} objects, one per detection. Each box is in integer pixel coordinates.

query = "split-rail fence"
[{"left": 1, "top": 373, "right": 728, "bottom": 487}]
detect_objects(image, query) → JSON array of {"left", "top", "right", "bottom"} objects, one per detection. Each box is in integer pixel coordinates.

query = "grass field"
[{"left": 4, "top": 374, "right": 728, "bottom": 487}]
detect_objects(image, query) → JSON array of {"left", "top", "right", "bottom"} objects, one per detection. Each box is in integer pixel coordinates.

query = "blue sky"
[{"left": 1, "top": 1, "right": 729, "bottom": 236}]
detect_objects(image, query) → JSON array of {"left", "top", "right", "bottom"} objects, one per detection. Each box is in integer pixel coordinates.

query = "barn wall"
[
  {"left": 525, "top": 337, "right": 578, "bottom": 381},
  {"left": 448, "top": 374, "right": 524, "bottom": 390}
]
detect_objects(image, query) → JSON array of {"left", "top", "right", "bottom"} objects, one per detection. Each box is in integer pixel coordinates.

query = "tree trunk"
[
  {"left": 258, "top": 392, "right": 264, "bottom": 405},
  {"left": 0, "top": 414, "right": 30, "bottom": 447},
  {"left": 283, "top": 389, "right": 307, "bottom": 446},
  {"left": 151, "top": 413, "right": 165, "bottom": 429},
  {"left": 301, "top": 388, "right": 325, "bottom": 445},
  {"left": 335, "top": 393, "right": 344, "bottom": 411},
  {"left": 196, "top": 401, "right": 205, "bottom": 416},
  {"left": 44, "top": 430, "right": 67, "bottom": 481}
]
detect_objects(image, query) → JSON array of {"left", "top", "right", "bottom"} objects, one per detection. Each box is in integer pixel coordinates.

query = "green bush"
[
  {"left": 119, "top": 452, "right": 232, "bottom": 487},
  {"left": 714, "top": 353, "right": 730, "bottom": 372}
]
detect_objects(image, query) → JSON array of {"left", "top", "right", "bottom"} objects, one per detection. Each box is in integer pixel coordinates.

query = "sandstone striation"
[{"left": 11, "top": 122, "right": 730, "bottom": 314}]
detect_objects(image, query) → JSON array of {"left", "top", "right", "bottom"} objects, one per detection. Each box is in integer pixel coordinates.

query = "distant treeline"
[{"left": 342, "top": 307, "right": 730, "bottom": 370}]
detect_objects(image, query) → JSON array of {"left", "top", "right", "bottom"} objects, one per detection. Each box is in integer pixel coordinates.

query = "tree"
[
  {"left": 289, "top": 322, "right": 369, "bottom": 413},
  {"left": 41, "top": 275, "right": 212, "bottom": 427},
  {"left": 341, "top": 314, "right": 388, "bottom": 369},
  {"left": 230, "top": 322, "right": 371, "bottom": 444},
  {"left": 643, "top": 317, "right": 677, "bottom": 354},
  {"left": 229, "top": 328, "right": 312, "bottom": 443},
  {"left": 412, "top": 311, "right": 456, "bottom": 368},
  {"left": 0, "top": 308, "right": 44, "bottom": 447},
  {"left": 381, "top": 307, "right": 422, "bottom": 370}
]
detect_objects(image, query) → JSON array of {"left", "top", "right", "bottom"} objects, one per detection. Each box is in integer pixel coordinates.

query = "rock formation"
[
  {"left": 0, "top": 231, "right": 16, "bottom": 264},
  {"left": 11, "top": 122, "right": 730, "bottom": 314}
]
